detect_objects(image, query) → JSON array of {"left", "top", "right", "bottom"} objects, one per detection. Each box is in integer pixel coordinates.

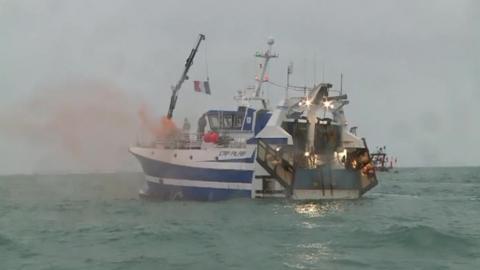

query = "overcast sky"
[{"left": 0, "top": 0, "right": 478, "bottom": 173}]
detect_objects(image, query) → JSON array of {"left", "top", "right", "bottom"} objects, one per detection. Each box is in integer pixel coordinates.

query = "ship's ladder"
[{"left": 256, "top": 139, "right": 296, "bottom": 195}]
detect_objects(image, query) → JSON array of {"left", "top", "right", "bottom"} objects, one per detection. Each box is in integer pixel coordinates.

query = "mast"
[
  {"left": 166, "top": 34, "right": 206, "bottom": 119},
  {"left": 340, "top": 73, "right": 343, "bottom": 95},
  {"left": 286, "top": 62, "right": 293, "bottom": 100},
  {"left": 254, "top": 37, "right": 278, "bottom": 109}
]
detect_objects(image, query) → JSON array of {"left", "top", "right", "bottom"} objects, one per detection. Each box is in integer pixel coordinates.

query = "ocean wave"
[
  {"left": 374, "top": 192, "right": 420, "bottom": 199},
  {"left": 102, "top": 255, "right": 169, "bottom": 270},
  {"left": 332, "top": 258, "right": 370, "bottom": 268},
  {"left": 353, "top": 225, "right": 477, "bottom": 257},
  {"left": 0, "top": 233, "right": 38, "bottom": 259},
  {"left": 283, "top": 262, "right": 307, "bottom": 269},
  {"left": 284, "top": 242, "right": 371, "bottom": 269},
  {"left": 0, "top": 233, "right": 14, "bottom": 246},
  {"left": 386, "top": 225, "right": 471, "bottom": 246},
  {"left": 293, "top": 201, "right": 346, "bottom": 218}
]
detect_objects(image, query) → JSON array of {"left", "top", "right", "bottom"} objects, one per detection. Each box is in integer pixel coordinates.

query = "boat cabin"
[{"left": 200, "top": 106, "right": 272, "bottom": 135}]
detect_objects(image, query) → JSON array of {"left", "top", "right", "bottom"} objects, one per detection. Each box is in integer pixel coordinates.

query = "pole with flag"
[{"left": 193, "top": 80, "right": 211, "bottom": 95}]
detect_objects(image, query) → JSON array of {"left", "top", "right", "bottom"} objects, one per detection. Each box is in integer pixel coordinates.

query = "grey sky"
[{"left": 0, "top": 0, "right": 479, "bottom": 173}]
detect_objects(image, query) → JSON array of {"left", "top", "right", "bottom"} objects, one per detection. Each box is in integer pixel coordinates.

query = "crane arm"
[{"left": 167, "top": 34, "right": 205, "bottom": 119}]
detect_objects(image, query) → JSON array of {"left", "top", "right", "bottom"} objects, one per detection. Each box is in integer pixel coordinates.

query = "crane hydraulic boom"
[{"left": 166, "top": 34, "right": 205, "bottom": 119}]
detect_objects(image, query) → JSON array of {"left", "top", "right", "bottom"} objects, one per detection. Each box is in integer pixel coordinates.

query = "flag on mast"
[{"left": 194, "top": 80, "right": 211, "bottom": 94}]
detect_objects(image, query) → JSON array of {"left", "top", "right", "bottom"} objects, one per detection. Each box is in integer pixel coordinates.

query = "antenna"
[
  {"left": 286, "top": 62, "right": 293, "bottom": 100},
  {"left": 313, "top": 53, "right": 317, "bottom": 86},
  {"left": 340, "top": 73, "right": 343, "bottom": 95},
  {"left": 322, "top": 62, "right": 325, "bottom": 83},
  {"left": 303, "top": 57, "right": 307, "bottom": 97},
  {"left": 254, "top": 37, "right": 278, "bottom": 108}
]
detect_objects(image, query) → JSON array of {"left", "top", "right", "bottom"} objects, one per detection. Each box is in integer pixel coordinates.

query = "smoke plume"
[
  {"left": 138, "top": 103, "right": 179, "bottom": 140},
  {"left": 0, "top": 80, "right": 144, "bottom": 173}
]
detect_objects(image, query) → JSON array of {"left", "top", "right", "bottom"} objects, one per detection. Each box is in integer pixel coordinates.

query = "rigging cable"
[
  {"left": 204, "top": 38, "right": 210, "bottom": 81},
  {"left": 266, "top": 80, "right": 309, "bottom": 92}
]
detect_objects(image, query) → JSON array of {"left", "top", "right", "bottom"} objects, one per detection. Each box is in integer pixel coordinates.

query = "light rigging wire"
[
  {"left": 204, "top": 38, "right": 209, "bottom": 81},
  {"left": 266, "top": 80, "right": 309, "bottom": 92}
]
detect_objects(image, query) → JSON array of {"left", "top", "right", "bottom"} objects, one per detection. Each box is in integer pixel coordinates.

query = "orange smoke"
[
  {"left": 0, "top": 80, "right": 140, "bottom": 173},
  {"left": 138, "top": 103, "right": 178, "bottom": 139},
  {"left": 0, "top": 79, "right": 187, "bottom": 173}
]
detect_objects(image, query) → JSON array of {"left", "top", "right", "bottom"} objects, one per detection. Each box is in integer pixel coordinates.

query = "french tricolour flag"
[{"left": 194, "top": 80, "right": 211, "bottom": 95}]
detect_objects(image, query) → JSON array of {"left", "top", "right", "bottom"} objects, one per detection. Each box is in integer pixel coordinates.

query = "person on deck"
[{"left": 183, "top": 118, "right": 191, "bottom": 133}]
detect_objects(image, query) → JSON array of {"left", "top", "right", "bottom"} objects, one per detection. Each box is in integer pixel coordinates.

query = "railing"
[
  {"left": 136, "top": 132, "right": 249, "bottom": 149},
  {"left": 156, "top": 133, "right": 203, "bottom": 149}
]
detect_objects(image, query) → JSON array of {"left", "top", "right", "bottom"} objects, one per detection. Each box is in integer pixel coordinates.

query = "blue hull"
[
  {"left": 131, "top": 152, "right": 254, "bottom": 201},
  {"left": 132, "top": 153, "right": 254, "bottom": 183},
  {"left": 140, "top": 181, "right": 251, "bottom": 201}
]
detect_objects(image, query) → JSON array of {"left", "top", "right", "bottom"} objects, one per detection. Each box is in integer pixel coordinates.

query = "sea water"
[{"left": 1, "top": 167, "right": 479, "bottom": 269}]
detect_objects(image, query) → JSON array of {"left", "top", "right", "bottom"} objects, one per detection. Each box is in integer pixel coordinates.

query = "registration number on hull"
[{"left": 218, "top": 150, "right": 249, "bottom": 160}]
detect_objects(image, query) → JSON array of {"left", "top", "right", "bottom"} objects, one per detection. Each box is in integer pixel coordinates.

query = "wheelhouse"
[{"left": 202, "top": 106, "right": 272, "bottom": 135}]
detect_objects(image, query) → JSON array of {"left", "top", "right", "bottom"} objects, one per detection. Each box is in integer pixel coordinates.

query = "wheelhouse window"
[
  {"left": 207, "top": 111, "right": 244, "bottom": 131},
  {"left": 233, "top": 114, "right": 244, "bottom": 129},
  {"left": 222, "top": 114, "right": 233, "bottom": 129},
  {"left": 208, "top": 115, "right": 220, "bottom": 130}
]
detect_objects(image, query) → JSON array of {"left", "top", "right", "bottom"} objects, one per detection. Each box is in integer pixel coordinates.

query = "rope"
[
  {"left": 204, "top": 39, "right": 209, "bottom": 81},
  {"left": 266, "top": 81, "right": 310, "bottom": 92}
]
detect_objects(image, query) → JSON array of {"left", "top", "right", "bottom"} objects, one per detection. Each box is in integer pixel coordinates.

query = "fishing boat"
[
  {"left": 129, "top": 34, "right": 378, "bottom": 201},
  {"left": 370, "top": 146, "right": 396, "bottom": 172}
]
